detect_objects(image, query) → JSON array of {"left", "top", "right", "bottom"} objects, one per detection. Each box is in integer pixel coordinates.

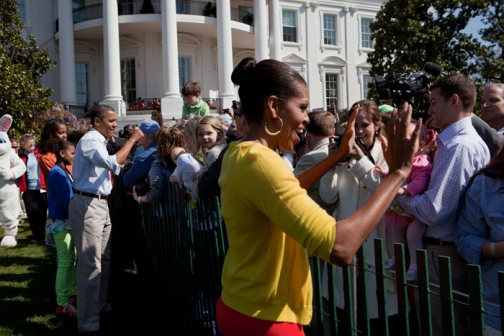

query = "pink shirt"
[{"left": 403, "top": 154, "right": 432, "bottom": 196}]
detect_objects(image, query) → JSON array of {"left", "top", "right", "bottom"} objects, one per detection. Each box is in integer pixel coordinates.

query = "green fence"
[{"left": 113, "top": 179, "right": 503, "bottom": 335}]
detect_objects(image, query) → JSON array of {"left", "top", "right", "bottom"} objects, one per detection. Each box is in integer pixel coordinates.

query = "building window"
[
  {"left": 73, "top": 0, "right": 86, "bottom": 23},
  {"left": 75, "top": 63, "right": 88, "bottom": 105},
  {"left": 179, "top": 57, "right": 190, "bottom": 93},
  {"left": 121, "top": 59, "right": 136, "bottom": 105},
  {"left": 176, "top": 0, "right": 189, "bottom": 14},
  {"left": 323, "top": 15, "right": 336, "bottom": 45},
  {"left": 282, "top": 10, "right": 297, "bottom": 42},
  {"left": 238, "top": 6, "right": 253, "bottom": 24},
  {"left": 16, "top": 0, "right": 26, "bottom": 23},
  {"left": 361, "top": 18, "right": 373, "bottom": 49},
  {"left": 119, "top": 0, "right": 134, "bottom": 15},
  {"left": 362, "top": 75, "right": 373, "bottom": 98},
  {"left": 325, "top": 73, "right": 338, "bottom": 110}
]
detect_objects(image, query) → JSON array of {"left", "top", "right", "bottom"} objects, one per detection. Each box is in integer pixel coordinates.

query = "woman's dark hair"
[
  {"left": 480, "top": 144, "right": 504, "bottom": 179},
  {"left": 40, "top": 118, "right": 66, "bottom": 154},
  {"left": 156, "top": 126, "right": 186, "bottom": 169},
  {"left": 231, "top": 57, "right": 307, "bottom": 124},
  {"left": 44, "top": 138, "right": 61, "bottom": 155},
  {"left": 67, "top": 129, "right": 87, "bottom": 145},
  {"left": 55, "top": 140, "right": 75, "bottom": 163}
]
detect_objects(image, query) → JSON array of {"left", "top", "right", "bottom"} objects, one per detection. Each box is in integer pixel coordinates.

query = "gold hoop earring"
[{"left": 265, "top": 117, "right": 283, "bottom": 136}]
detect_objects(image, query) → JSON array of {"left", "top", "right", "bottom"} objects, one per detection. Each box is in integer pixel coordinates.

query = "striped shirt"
[{"left": 398, "top": 117, "right": 490, "bottom": 241}]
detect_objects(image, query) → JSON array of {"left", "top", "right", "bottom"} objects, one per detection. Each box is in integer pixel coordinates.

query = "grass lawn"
[{"left": 0, "top": 224, "right": 181, "bottom": 335}]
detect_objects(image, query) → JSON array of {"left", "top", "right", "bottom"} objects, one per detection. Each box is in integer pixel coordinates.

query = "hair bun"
[{"left": 231, "top": 57, "right": 256, "bottom": 86}]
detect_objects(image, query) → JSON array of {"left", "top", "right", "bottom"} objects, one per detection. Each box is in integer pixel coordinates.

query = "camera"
[
  {"left": 232, "top": 100, "right": 238, "bottom": 112},
  {"left": 374, "top": 62, "right": 442, "bottom": 101},
  {"left": 333, "top": 135, "right": 362, "bottom": 148}
]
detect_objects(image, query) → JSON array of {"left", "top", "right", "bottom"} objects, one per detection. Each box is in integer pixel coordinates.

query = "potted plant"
[
  {"left": 140, "top": 0, "right": 155, "bottom": 14},
  {"left": 203, "top": 2, "right": 217, "bottom": 18}
]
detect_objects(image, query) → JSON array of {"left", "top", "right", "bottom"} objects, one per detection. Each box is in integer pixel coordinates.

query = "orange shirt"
[{"left": 39, "top": 153, "right": 72, "bottom": 191}]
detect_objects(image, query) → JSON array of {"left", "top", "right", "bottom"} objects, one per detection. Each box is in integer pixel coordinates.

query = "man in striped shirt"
[{"left": 398, "top": 74, "right": 490, "bottom": 336}]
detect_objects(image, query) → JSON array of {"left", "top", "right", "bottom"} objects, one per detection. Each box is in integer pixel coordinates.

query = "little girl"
[
  {"left": 191, "top": 116, "right": 227, "bottom": 184},
  {"left": 384, "top": 124, "right": 434, "bottom": 281},
  {"left": 46, "top": 140, "right": 77, "bottom": 316}
]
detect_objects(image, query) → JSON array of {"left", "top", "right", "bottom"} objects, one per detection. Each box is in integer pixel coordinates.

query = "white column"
[
  {"left": 58, "top": 0, "right": 77, "bottom": 106},
  {"left": 269, "top": 0, "right": 282, "bottom": 61},
  {"left": 101, "top": 0, "right": 124, "bottom": 115},
  {"left": 254, "top": 0, "right": 269, "bottom": 61},
  {"left": 217, "top": 0, "right": 235, "bottom": 109},
  {"left": 160, "top": 0, "right": 183, "bottom": 119}
]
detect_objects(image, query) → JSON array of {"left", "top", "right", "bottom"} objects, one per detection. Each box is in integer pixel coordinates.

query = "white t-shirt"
[{"left": 173, "top": 153, "right": 203, "bottom": 189}]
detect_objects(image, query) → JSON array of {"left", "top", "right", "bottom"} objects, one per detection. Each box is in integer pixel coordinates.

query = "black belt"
[
  {"left": 422, "top": 236, "right": 455, "bottom": 247},
  {"left": 73, "top": 189, "right": 109, "bottom": 200}
]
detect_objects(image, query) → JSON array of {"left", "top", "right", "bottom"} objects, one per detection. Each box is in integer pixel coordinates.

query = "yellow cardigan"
[{"left": 219, "top": 142, "right": 336, "bottom": 325}]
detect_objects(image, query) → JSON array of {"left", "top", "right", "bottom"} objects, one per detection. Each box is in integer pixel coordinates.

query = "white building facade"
[{"left": 17, "top": 0, "right": 383, "bottom": 123}]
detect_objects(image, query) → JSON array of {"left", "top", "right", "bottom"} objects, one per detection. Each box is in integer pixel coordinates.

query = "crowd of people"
[{"left": 3, "top": 64, "right": 504, "bottom": 335}]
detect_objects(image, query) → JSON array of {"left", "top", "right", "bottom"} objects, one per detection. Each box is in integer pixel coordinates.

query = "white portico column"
[
  {"left": 254, "top": 0, "right": 269, "bottom": 61},
  {"left": 217, "top": 0, "right": 235, "bottom": 109},
  {"left": 269, "top": 0, "right": 282, "bottom": 61},
  {"left": 58, "top": 0, "right": 77, "bottom": 106},
  {"left": 160, "top": 0, "right": 183, "bottom": 119},
  {"left": 101, "top": 0, "right": 125, "bottom": 116}
]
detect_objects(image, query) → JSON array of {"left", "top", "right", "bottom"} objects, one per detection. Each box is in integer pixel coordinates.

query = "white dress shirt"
[{"left": 72, "top": 128, "right": 122, "bottom": 196}]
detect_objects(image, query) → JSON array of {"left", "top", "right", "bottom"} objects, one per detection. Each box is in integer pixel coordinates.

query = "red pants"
[{"left": 216, "top": 298, "right": 305, "bottom": 336}]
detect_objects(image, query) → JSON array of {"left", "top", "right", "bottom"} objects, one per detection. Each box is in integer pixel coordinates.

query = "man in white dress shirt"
[{"left": 69, "top": 105, "right": 143, "bottom": 335}]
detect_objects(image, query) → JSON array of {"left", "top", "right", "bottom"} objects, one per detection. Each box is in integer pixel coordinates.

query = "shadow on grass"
[{"left": 0, "top": 226, "right": 184, "bottom": 336}]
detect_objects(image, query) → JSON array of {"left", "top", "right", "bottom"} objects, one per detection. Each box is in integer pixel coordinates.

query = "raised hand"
[{"left": 384, "top": 102, "right": 421, "bottom": 174}]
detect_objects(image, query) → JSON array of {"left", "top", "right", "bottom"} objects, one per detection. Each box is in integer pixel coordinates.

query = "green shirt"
[{"left": 182, "top": 98, "right": 211, "bottom": 118}]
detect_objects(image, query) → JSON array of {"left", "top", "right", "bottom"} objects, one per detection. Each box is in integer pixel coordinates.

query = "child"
[
  {"left": 45, "top": 140, "right": 77, "bottom": 316},
  {"left": 192, "top": 116, "right": 227, "bottom": 169},
  {"left": 181, "top": 81, "right": 210, "bottom": 120},
  {"left": 384, "top": 124, "right": 434, "bottom": 281}
]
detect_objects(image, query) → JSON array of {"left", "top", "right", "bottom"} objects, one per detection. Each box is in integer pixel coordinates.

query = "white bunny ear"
[{"left": 0, "top": 114, "right": 13, "bottom": 133}]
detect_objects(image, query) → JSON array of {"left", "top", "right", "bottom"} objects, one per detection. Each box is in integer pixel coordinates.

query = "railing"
[
  {"left": 108, "top": 176, "right": 504, "bottom": 335},
  {"left": 55, "top": 1, "right": 253, "bottom": 33},
  {"left": 124, "top": 97, "right": 223, "bottom": 115},
  {"left": 126, "top": 97, "right": 160, "bottom": 111},
  {"left": 73, "top": 3, "right": 104, "bottom": 23}
]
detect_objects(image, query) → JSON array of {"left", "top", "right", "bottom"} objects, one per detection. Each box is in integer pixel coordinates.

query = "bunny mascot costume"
[{"left": 0, "top": 114, "right": 27, "bottom": 247}]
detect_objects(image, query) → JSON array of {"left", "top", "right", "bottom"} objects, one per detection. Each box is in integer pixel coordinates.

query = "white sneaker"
[
  {"left": 384, "top": 258, "right": 396, "bottom": 270},
  {"left": 406, "top": 269, "right": 418, "bottom": 281}
]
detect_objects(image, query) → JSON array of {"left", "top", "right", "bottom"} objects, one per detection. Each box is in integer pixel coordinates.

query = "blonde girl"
[{"left": 192, "top": 116, "right": 227, "bottom": 167}]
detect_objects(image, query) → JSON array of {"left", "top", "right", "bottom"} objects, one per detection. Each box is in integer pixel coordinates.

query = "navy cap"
[{"left": 140, "top": 120, "right": 160, "bottom": 134}]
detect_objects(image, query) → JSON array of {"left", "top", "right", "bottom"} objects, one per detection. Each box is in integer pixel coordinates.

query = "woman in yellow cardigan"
[{"left": 217, "top": 57, "right": 420, "bottom": 335}]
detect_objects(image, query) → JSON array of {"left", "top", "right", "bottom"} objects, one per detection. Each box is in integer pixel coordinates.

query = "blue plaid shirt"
[{"left": 398, "top": 117, "right": 490, "bottom": 241}]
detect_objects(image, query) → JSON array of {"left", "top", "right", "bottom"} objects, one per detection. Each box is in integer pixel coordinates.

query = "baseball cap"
[{"left": 140, "top": 120, "right": 160, "bottom": 134}]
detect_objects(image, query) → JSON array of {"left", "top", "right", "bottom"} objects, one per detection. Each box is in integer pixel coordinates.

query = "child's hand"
[
  {"left": 397, "top": 187, "right": 411, "bottom": 196},
  {"left": 191, "top": 172, "right": 200, "bottom": 182},
  {"left": 374, "top": 166, "right": 388, "bottom": 178},
  {"left": 416, "top": 138, "right": 437, "bottom": 156}
]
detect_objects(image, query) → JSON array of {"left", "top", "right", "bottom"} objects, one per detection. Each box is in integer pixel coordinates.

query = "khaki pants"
[
  {"left": 70, "top": 194, "right": 112, "bottom": 333},
  {"left": 415, "top": 244, "right": 469, "bottom": 336}
]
